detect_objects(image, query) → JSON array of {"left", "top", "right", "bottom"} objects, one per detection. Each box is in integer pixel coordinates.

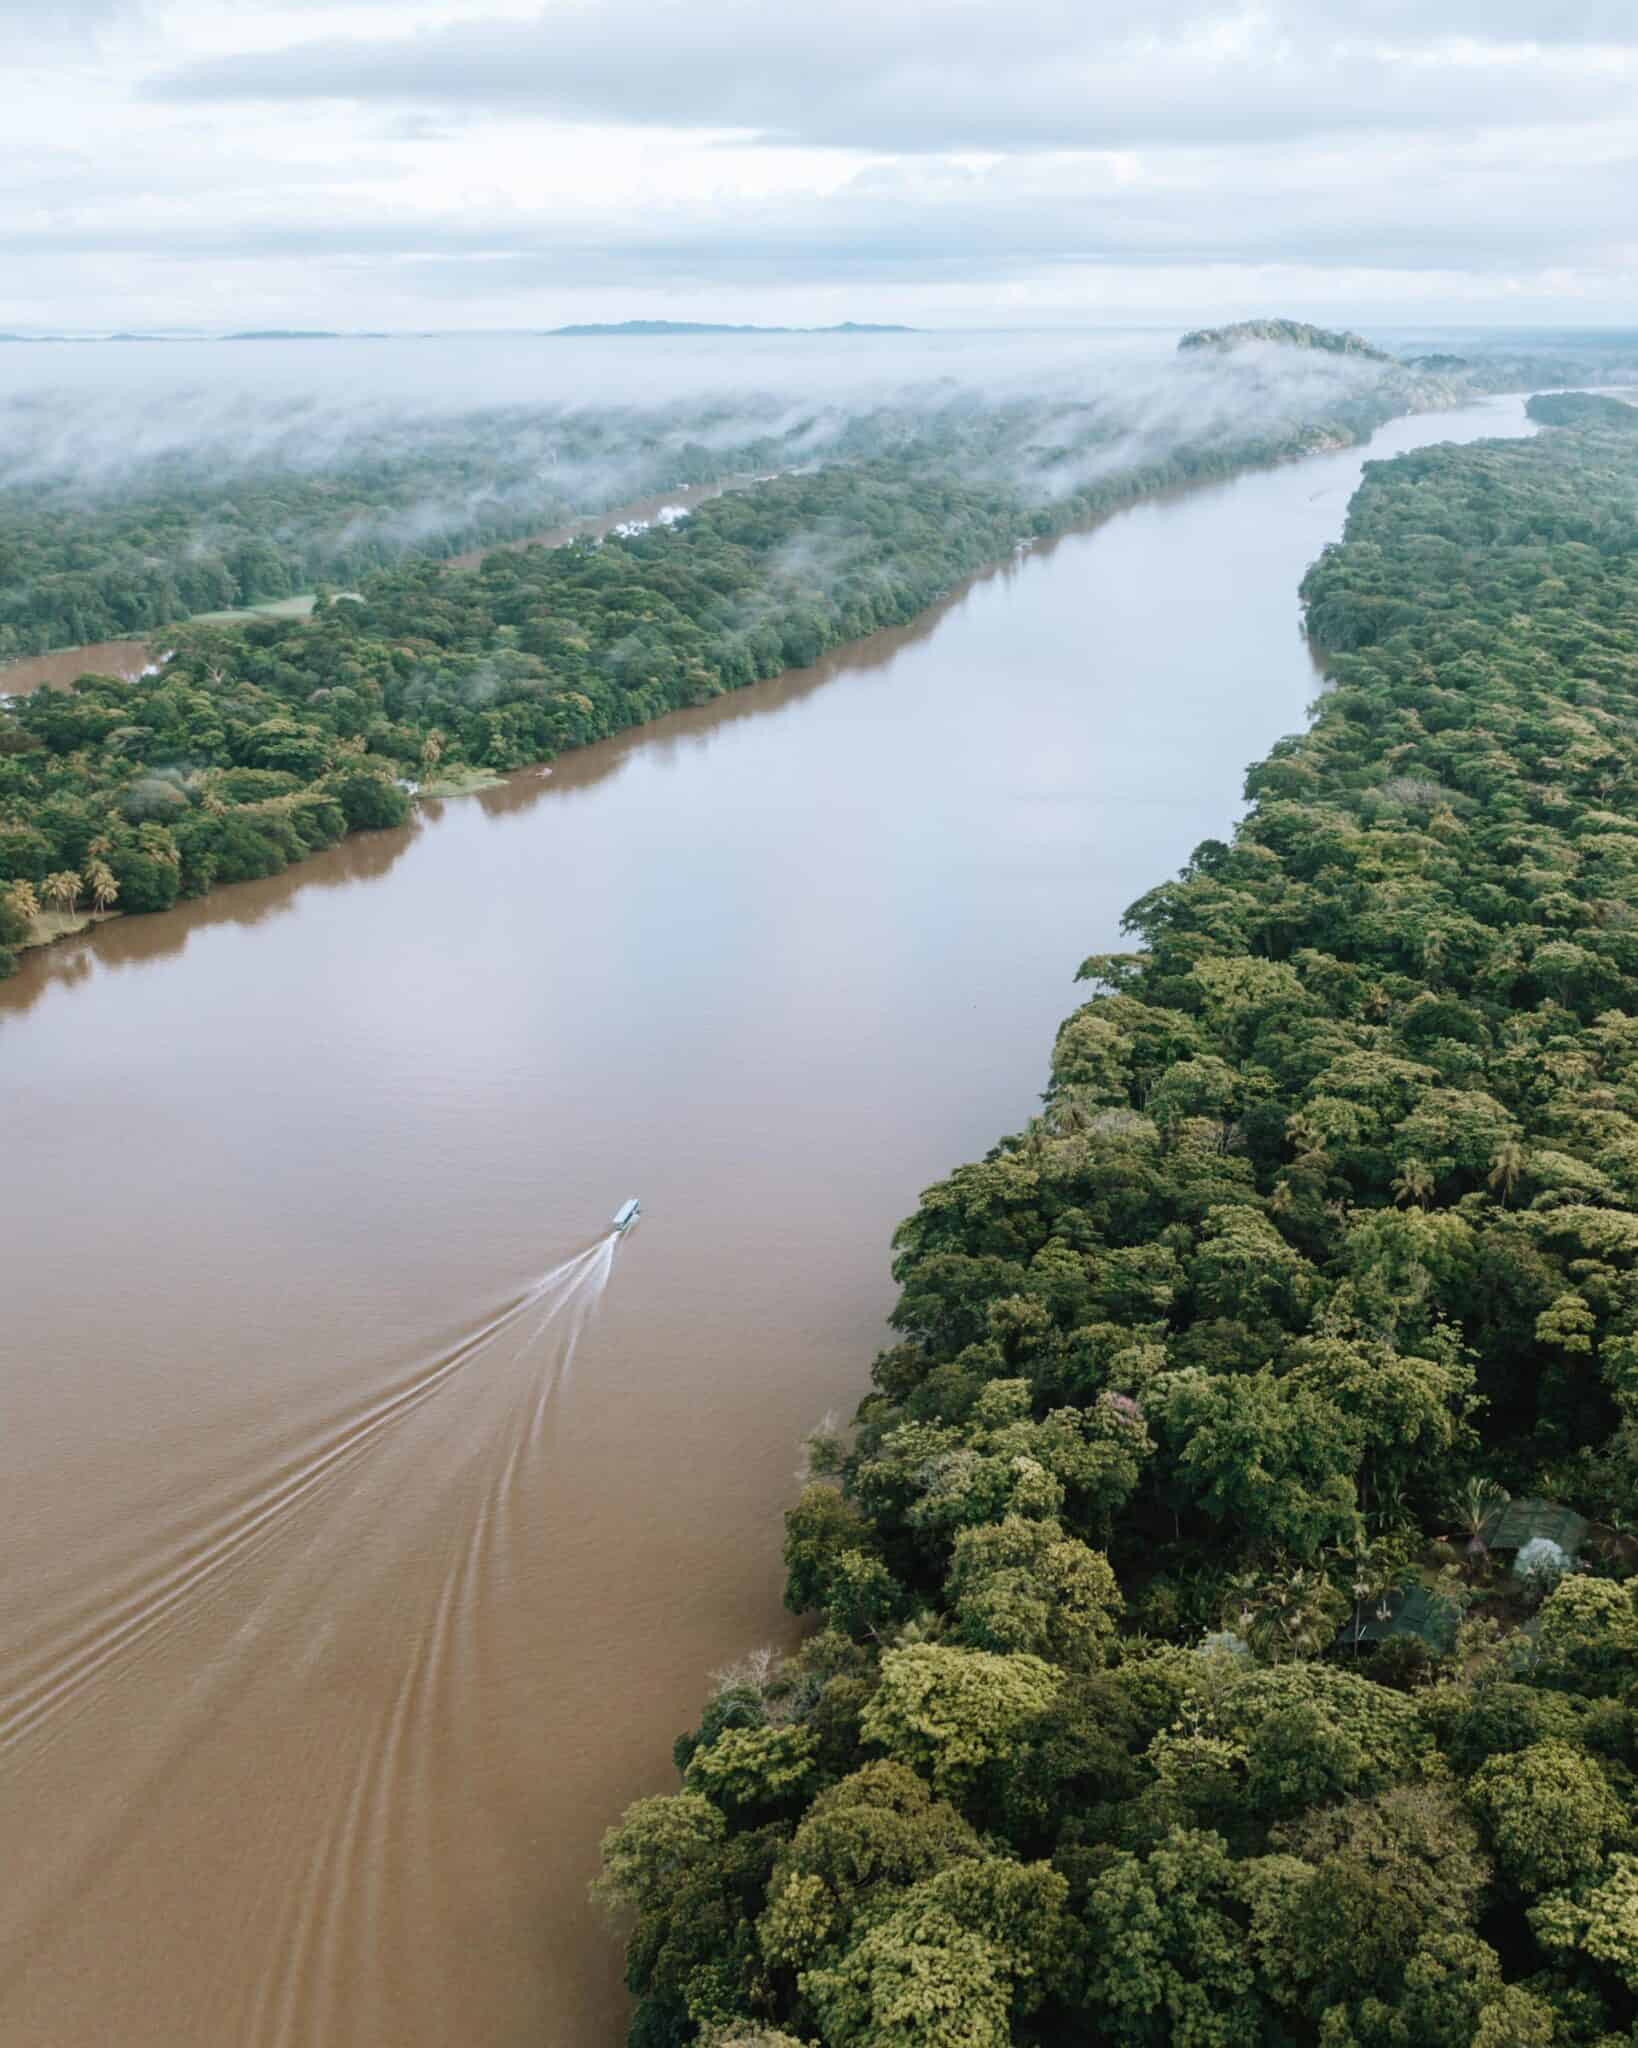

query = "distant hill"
[
  {"left": 1178, "top": 318, "right": 1393, "bottom": 362},
  {"left": 223, "top": 330, "right": 344, "bottom": 341},
  {"left": 544, "top": 319, "right": 916, "bottom": 337}
]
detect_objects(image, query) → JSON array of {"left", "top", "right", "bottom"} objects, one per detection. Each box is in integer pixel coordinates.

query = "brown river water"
[{"left": 0, "top": 396, "right": 1530, "bottom": 2048}]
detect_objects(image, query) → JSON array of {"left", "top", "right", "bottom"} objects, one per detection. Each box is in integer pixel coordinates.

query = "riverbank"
[
  {"left": 0, "top": 480, "right": 758, "bottom": 701},
  {"left": 415, "top": 764, "right": 506, "bottom": 799},
  {"left": 0, "top": 393, "right": 1542, "bottom": 2048},
  {"left": 16, "top": 905, "right": 121, "bottom": 951},
  {"left": 0, "top": 385, "right": 1529, "bottom": 981},
  {"left": 593, "top": 409, "right": 1638, "bottom": 2048},
  {"left": 0, "top": 366, "right": 1475, "bottom": 707}
]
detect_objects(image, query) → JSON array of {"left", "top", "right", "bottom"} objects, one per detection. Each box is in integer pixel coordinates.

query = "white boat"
[{"left": 612, "top": 1198, "right": 641, "bottom": 1235}]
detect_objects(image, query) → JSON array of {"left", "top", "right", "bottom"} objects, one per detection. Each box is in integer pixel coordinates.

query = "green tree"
[
  {"left": 860, "top": 1645, "right": 1060, "bottom": 1797},
  {"left": 1227, "top": 1563, "right": 1348, "bottom": 1664},
  {"left": 1468, "top": 1739, "right": 1624, "bottom": 1894},
  {"left": 1531, "top": 1850, "right": 1638, "bottom": 1994},
  {"left": 84, "top": 857, "right": 119, "bottom": 914},
  {"left": 596, "top": 1792, "right": 727, "bottom": 1919},
  {"left": 1285, "top": 1331, "right": 1476, "bottom": 1518},
  {"left": 42, "top": 869, "right": 80, "bottom": 917},
  {"left": 800, "top": 1860, "right": 1067, "bottom": 2048},
  {"left": 1152, "top": 1368, "right": 1362, "bottom": 1557},
  {"left": 1243, "top": 1700, "right": 1363, "bottom": 1820},
  {"left": 760, "top": 1762, "right": 981, "bottom": 1976},
  {"left": 1531, "top": 1576, "right": 1638, "bottom": 1695},
  {"left": 1081, "top": 1827, "right": 1264, "bottom": 2047},
  {"left": 946, "top": 1515, "right": 1120, "bottom": 1667},
  {"left": 684, "top": 1726, "right": 819, "bottom": 1826}
]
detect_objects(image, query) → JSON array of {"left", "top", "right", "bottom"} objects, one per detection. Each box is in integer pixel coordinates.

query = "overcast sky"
[{"left": 6, "top": 0, "right": 1636, "bottom": 332}]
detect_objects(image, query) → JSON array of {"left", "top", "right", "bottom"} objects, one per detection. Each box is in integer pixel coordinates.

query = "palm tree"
[
  {"left": 1329, "top": 1533, "right": 1400, "bottom": 1652},
  {"left": 6, "top": 880, "right": 39, "bottom": 927},
  {"left": 1227, "top": 1565, "right": 1345, "bottom": 1664},
  {"left": 85, "top": 860, "right": 119, "bottom": 915},
  {"left": 1448, "top": 1476, "right": 1510, "bottom": 1562},
  {"left": 1488, "top": 1141, "right": 1528, "bottom": 1206},
  {"left": 137, "top": 824, "right": 180, "bottom": 870},
  {"left": 43, "top": 870, "right": 80, "bottom": 917},
  {"left": 1393, "top": 1158, "right": 1436, "bottom": 1208}
]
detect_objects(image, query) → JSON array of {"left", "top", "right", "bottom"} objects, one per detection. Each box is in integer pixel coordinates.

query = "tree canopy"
[
  {"left": 599, "top": 408, "right": 1638, "bottom": 2046},
  {"left": 0, "top": 358, "right": 1472, "bottom": 974}
]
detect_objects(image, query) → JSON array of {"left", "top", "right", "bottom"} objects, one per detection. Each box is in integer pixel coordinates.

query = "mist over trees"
[
  {"left": 0, "top": 325, "right": 1483, "bottom": 971},
  {"left": 594, "top": 409, "right": 1638, "bottom": 2047},
  {"left": 7, "top": 346, "right": 1638, "bottom": 2045},
  {"left": 8, "top": 322, "right": 1630, "bottom": 661},
  {"left": 6, "top": 309, "right": 1638, "bottom": 2039},
  {"left": 0, "top": 407, "right": 781, "bottom": 658},
  {"left": 1179, "top": 319, "right": 1393, "bottom": 360}
]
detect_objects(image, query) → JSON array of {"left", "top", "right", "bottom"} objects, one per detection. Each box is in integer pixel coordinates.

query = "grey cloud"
[
  {"left": 0, "top": 0, "right": 141, "bottom": 40},
  {"left": 0, "top": 0, "right": 131, "bottom": 15},
  {"left": 1345, "top": 0, "right": 1638, "bottom": 36},
  {"left": 143, "top": 1, "right": 1638, "bottom": 152},
  {"left": 1, "top": 133, "right": 1630, "bottom": 287},
  {"left": 13, "top": 0, "right": 1637, "bottom": 326}
]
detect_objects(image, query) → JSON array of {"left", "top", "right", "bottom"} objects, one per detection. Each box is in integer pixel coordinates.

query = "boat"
[{"left": 612, "top": 1197, "right": 641, "bottom": 1235}]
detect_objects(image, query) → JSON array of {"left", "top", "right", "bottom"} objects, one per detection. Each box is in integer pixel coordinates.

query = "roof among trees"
[{"left": 1479, "top": 1498, "right": 1590, "bottom": 1555}]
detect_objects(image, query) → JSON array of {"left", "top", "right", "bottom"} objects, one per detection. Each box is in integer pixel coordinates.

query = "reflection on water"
[
  {"left": 0, "top": 398, "right": 1532, "bottom": 2048},
  {"left": 0, "top": 533, "right": 1015, "bottom": 1017},
  {"left": 0, "top": 636, "right": 157, "bottom": 697}
]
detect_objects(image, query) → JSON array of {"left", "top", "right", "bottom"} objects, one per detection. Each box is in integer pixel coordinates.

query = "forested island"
[{"left": 588, "top": 403, "right": 1638, "bottom": 2047}]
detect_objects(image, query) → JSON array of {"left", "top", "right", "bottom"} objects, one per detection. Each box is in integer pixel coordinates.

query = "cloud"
[
  {"left": 1344, "top": 0, "right": 1637, "bottom": 38},
  {"left": 0, "top": 0, "right": 141, "bottom": 38},
  {"left": 0, "top": 323, "right": 1451, "bottom": 524},
  {"left": 0, "top": 0, "right": 132, "bottom": 15},
  {"left": 6, "top": 0, "right": 1638, "bottom": 329},
  {"left": 1, "top": 129, "right": 1632, "bottom": 290},
  {"left": 144, "top": 1, "right": 1638, "bottom": 154}
]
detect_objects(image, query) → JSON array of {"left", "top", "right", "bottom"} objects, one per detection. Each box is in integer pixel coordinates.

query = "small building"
[
  {"left": 1339, "top": 1583, "right": 1459, "bottom": 1654},
  {"left": 1477, "top": 1498, "right": 1589, "bottom": 1558}
]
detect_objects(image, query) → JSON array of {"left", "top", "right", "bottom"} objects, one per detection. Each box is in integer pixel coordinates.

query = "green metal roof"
[
  {"left": 1342, "top": 1583, "right": 1459, "bottom": 1652},
  {"left": 1477, "top": 1497, "right": 1589, "bottom": 1555}
]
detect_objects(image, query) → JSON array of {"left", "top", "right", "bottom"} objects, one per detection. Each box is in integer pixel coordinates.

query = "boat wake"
[{"left": 0, "top": 1231, "right": 625, "bottom": 2039}]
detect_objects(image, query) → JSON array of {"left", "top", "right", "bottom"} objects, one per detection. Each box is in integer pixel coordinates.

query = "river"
[{"left": 0, "top": 395, "right": 1531, "bottom": 2048}]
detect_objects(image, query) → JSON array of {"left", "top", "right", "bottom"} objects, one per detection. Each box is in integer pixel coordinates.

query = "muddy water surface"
[{"left": 0, "top": 398, "right": 1531, "bottom": 2046}]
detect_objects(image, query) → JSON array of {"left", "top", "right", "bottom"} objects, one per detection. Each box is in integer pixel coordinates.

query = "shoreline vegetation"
[
  {"left": 0, "top": 482, "right": 749, "bottom": 697},
  {"left": 0, "top": 432, "right": 761, "bottom": 666},
  {"left": 8, "top": 318, "right": 1627, "bottom": 670},
  {"left": 593, "top": 391, "right": 1638, "bottom": 2048},
  {"left": 0, "top": 324, "right": 1547, "bottom": 980}
]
